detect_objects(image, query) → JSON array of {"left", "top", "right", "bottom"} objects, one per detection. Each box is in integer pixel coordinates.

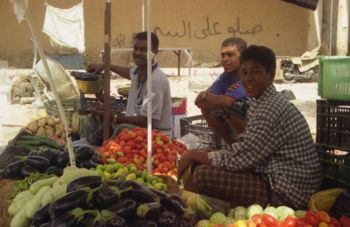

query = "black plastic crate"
[
  {"left": 316, "top": 144, "right": 350, "bottom": 189},
  {"left": 316, "top": 99, "right": 350, "bottom": 151},
  {"left": 180, "top": 115, "right": 226, "bottom": 149},
  {"left": 79, "top": 96, "right": 127, "bottom": 115}
]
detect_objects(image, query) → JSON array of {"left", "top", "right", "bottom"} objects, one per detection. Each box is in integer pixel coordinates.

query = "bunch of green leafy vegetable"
[{"left": 11, "top": 172, "right": 53, "bottom": 199}]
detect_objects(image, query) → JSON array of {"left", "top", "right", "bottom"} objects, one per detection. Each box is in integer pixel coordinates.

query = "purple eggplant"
[
  {"left": 107, "top": 199, "right": 137, "bottom": 221},
  {"left": 50, "top": 190, "right": 88, "bottom": 217},
  {"left": 156, "top": 210, "right": 177, "bottom": 227},
  {"left": 2, "top": 160, "right": 24, "bottom": 179},
  {"left": 31, "top": 204, "right": 51, "bottom": 227},
  {"left": 24, "top": 156, "right": 50, "bottom": 171},
  {"left": 66, "top": 175, "right": 102, "bottom": 192},
  {"left": 45, "top": 166, "right": 63, "bottom": 176},
  {"left": 106, "top": 216, "right": 127, "bottom": 227}
]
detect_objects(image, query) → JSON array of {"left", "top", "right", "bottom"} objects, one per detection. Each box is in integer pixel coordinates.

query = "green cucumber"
[
  {"left": 18, "top": 135, "right": 37, "bottom": 140},
  {"left": 15, "top": 140, "right": 41, "bottom": 146},
  {"left": 37, "top": 137, "right": 61, "bottom": 149},
  {"left": 15, "top": 144, "right": 37, "bottom": 152}
]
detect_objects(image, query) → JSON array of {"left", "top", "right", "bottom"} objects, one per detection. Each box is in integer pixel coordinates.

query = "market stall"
[{"left": 1, "top": 0, "right": 350, "bottom": 227}]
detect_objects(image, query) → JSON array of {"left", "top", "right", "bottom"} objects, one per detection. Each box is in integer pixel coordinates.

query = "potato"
[
  {"left": 55, "top": 123, "right": 64, "bottom": 132},
  {"left": 27, "top": 121, "right": 39, "bottom": 133},
  {"left": 37, "top": 118, "right": 46, "bottom": 127},
  {"left": 45, "top": 125, "right": 55, "bottom": 137},
  {"left": 46, "top": 116, "right": 57, "bottom": 126},
  {"left": 36, "top": 127, "right": 45, "bottom": 136}
]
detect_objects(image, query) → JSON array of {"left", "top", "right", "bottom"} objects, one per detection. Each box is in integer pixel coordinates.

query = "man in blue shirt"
[{"left": 195, "top": 37, "right": 250, "bottom": 144}]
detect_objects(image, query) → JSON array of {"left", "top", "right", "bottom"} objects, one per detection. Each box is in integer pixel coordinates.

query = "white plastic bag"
[{"left": 177, "top": 133, "right": 204, "bottom": 150}]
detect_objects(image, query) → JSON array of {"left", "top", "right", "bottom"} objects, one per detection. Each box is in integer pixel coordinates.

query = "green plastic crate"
[{"left": 318, "top": 56, "right": 350, "bottom": 101}]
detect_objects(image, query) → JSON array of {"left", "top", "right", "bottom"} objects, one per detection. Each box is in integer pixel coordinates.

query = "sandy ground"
[{"left": 0, "top": 69, "right": 319, "bottom": 148}]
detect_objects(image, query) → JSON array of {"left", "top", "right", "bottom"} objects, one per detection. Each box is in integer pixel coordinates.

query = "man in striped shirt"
[{"left": 178, "top": 45, "right": 322, "bottom": 209}]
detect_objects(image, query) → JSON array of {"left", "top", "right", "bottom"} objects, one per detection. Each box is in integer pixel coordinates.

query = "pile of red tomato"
[
  {"left": 96, "top": 127, "right": 187, "bottom": 176},
  {"left": 232, "top": 211, "right": 349, "bottom": 227}
]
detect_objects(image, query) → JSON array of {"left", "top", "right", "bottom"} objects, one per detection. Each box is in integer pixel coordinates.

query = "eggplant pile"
[
  {"left": 0, "top": 145, "right": 100, "bottom": 179},
  {"left": 30, "top": 177, "right": 197, "bottom": 227}
]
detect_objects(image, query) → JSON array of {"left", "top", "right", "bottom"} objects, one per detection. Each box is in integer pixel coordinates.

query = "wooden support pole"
[{"left": 103, "top": 0, "right": 111, "bottom": 141}]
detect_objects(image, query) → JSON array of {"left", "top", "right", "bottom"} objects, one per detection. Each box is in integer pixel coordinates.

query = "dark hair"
[
  {"left": 240, "top": 45, "right": 276, "bottom": 73},
  {"left": 222, "top": 37, "right": 247, "bottom": 53},
  {"left": 134, "top": 31, "right": 159, "bottom": 50}
]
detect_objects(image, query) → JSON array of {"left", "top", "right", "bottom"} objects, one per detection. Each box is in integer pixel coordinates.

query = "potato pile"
[{"left": 26, "top": 116, "right": 70, "bottom": 143}]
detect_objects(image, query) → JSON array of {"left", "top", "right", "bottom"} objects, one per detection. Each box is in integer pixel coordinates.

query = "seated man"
[
  {"left": 83, "top": 31, "right": 172, "bottom": 145},
  {"left": 178, "top": 45, "right": 322, "bottom": 209},
  {"left": 195, "top": 37, "right": 251, "bottom": 145}
]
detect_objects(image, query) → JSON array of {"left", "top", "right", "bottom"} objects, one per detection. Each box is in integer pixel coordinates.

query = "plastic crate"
[
  {"left": 180, "top": 115, "right": 225, "bottom": 149},
  {"left": 316, "top": 99, "right": 350, "bottom": 151},
  {"left": 316, "top": 144, "right": 350, "bottom": 189},
  {"left": 79, "top": 96, "right": 127, "bottom": 115},
  {"left": 44, "top": 98, "right": 80, "bottom": 126},
  {"left": 318, "top": 56, "right": 350, "bottom": 101},
  {"left": 171, "top": 97, "right": 187, "bottom": 115}
]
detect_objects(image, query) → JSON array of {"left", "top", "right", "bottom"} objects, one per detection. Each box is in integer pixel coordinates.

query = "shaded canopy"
[{"left": 282, "top": 0, "right": 319, "bottom": 10}]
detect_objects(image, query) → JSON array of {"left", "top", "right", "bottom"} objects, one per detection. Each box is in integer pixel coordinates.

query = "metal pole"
[
  {"left": 25, "top": 10, "right": 75, "bottom": 166},
  {"left": 329, "top": 0, "right": 333, "bottom": 55},
  {"left": 142, "top": 0, "right": 145, "bottom": 31},
  {"left": 146, "top": 0, "right": 153, "bottom": 174},
  {"left": 336, "top": 0, "right": 349, "bottom": 55},
  {"left": 103, "top": 0, "right": 111, "bottom": 141}
]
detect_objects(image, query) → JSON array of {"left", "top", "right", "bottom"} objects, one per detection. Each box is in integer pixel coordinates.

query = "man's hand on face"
[{"left": 86, "top": 63, "right": 104, "bottom": 74}]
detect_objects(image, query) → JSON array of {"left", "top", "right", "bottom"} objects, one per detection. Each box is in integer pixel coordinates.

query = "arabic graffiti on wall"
[
  {"left": 112, "top": 33, "right": 126, "bottom": 48},
  {"left": 154, "top": 17, "right": 263, "bottom": 39},
  {"left": 111, "top": 17, "right": 263, "bottom": 48}
]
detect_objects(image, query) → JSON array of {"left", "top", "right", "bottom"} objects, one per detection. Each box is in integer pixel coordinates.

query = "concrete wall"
[{"left": 0, "top": 0, "right": 320, "bottom": 68}]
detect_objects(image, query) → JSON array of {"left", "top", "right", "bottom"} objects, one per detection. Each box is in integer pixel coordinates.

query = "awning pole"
[
  {"left": 103, "top": 0, "right": 111, "bottom": 141},
  {"left": 24, "top": 8, "right": 75, "bottom": 166},
  {"left": 141, "top": 0, "right": 145, "bottom": 31},
  {"left": 146, "top": 0, "right": 153, "bottom": 174}
]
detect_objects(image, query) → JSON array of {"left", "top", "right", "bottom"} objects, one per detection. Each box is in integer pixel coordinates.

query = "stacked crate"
[
  {"left": 180, "top": 115, "right": 226, "bottom": 149},
  {"left": 316, "top": 56, "right": 350, "bottom": 189}
]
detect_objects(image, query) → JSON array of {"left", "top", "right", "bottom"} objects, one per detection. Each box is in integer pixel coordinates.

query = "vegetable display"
[
  {"left": 25, "top": 116, "right": 70, "bottom": 145},
  {"left": 195, "top": 204, "right": 349, "bottom": 227},
  {"left": 8, "top": 166, "right": 196, "bottom": 227},
  {"left": 97, "top": 127, "right": 187, "bottom": 176},
  {"left": 93, "top": 163, "right": 168, "bottom": 191},
  {"left": 1, "top": 137, "right": 99, "bottom": 179}
]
